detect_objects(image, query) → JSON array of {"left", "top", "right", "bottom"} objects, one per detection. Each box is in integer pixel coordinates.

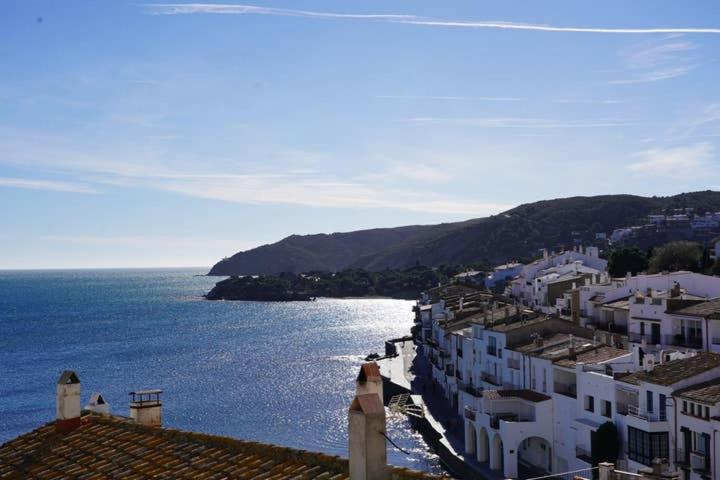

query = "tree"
[
  {"left": 608, "top": 248, "right": 649, "bottom": 277},
  {"left": 592, "top": 421, "right": 620, "bottom": 467},
  {"left": 648, "top": 241, "right": 703, "bottom": 273}
]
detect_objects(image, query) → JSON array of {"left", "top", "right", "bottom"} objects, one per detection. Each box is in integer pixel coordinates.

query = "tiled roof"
[
  {"left": 675, "top": 379, "right": 720, "bottom": 405},
  {"left": 483, "top": 389, "right": 551, "bottom": 403},
  {"left": 0, "top": 415, "right": 442, "bottom": 480},
  {"left": 669, "top": 298, "right": 720, "bottom": 318},
  {"left": 619, "top": 352, "right": 720, "bottom": 386},
  {"left": 553, "top": 346, "right": 629, "bottom": 368}
]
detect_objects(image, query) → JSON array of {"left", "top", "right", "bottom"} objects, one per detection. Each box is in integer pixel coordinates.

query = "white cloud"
[
  {"left": 0, "top": 177, "right": 99, "bottom": 194},
  {"left": 406, "top": 117, "right": 635, "bottom": 128},
  {"left": 376, "top": 95, "right": 522, "bottom": 102},
  {"left": 611, "top": 39, "right": 701, "bottom": 84},
  {"left": 627, "top": 142, "right": 716, "bottom": 176},
  {"left": 145, "top": 4, "right": 720, "bottom": 34}
]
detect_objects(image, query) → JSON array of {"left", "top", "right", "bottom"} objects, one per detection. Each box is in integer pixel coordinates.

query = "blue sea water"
[{"left": 0, "top": 268, "right": 441, "bottom": 473}]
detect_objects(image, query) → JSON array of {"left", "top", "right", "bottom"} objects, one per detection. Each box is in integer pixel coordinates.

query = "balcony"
[
  {"left": 665, "top": 334, "right": 703, "bottom": 349},
  {"left": 554, "top": 382, "right": 577, "bottom": 399},
  {"left": 507, "top": 358, "right": 521, "bottom": 370},
  {"left": 628, "top": 405, "right": 667, "bottom": 422},
  {"left": 489, "top": 413, "right": 518, "bottom": 429},
  {"left": 464, "top": 406, "right": 477, "bottom": 421},
  {"left": 616, "top": 402, "right": 635, "bottom": 416},
  {"left": 481, "top": 371, "right": 501, "bottom": 387}
]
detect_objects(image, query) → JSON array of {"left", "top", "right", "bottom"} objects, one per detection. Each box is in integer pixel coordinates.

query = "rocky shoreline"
[{"left": 204, "top": 267, "right": 448, "bottom": 301}]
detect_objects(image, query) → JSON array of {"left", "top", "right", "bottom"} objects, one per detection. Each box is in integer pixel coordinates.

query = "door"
[{"left": 651, "top": 324, "right": 661, "bottom": 345}]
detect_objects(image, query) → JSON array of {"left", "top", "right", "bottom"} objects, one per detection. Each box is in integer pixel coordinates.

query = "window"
[
  {"left": 542, "top": 369, "right": 547, "bottom": 393},
  {"left": 646, "top": 391, "right": 654, "bottom": 413},
  {"left": 693, "top": 432, "right": 707, "bottom": 454},
  {"left": 705, "top": 406, "right": 710, "bottom": 419},
  {"left": 602, "top": 400, "right": 612, "bottom": 418},
  {"left": 628, "top": 427, "right": 669, "bottom": 466},
  {"left": 585, "top": 395, "right": 595, "bottom": 413},
  {"left": 683, "top": 400, "right": 688, "bottom": 413},
  {"left": 659, "top": 394, "right": 666, "bottom": 420}
]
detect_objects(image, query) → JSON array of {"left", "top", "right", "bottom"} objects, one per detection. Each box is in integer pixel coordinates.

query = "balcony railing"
[
  {"left": 481, "top": 372, "right": 501, "bottom": 386},
  {"left": 665, "top": 334, "right": 703, "bottom": 349},
  {"left": 458, "top": 381, "right": 482, "bottom": 397},
  {"left": 554, "top": 382, "right": 577, "bottom": 399},
  {"left": 628, "top": 405, "right": 667, "bottom": 422},
  {"left": 690, "top": 452, "right": 709, "bottom": 472},
  {"left": 464, "top": 406, "right": 477, "bottom": 421},
  {"left": 507, "top": 358, "right": 521, "bottom": 370},
  {"left": 616, "top": 402, "right": 635, "bottom": 416}
]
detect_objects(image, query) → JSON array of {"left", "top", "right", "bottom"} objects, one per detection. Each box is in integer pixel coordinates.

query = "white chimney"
[
  {"left": 56, "top": 370, "right": 81, "bottom": 433},
  {"left": 356, "top": 362, "right": 383, "bottom": 404},
  {"left": 459, "top": 296, "right": 464, "bottom": 311},
  {"left": 348, "top": 394, "right": 387, "bottom": 480},
  {"left": 86, "top": 392, "right": 110, "bottom": 415},
  {"left": 129, "top": 389, "right": 162, "bottom": 427}
]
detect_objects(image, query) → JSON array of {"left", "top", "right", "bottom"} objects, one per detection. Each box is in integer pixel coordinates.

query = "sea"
[{"left": 0, "top": 268, "right": 442, "bottom": 474}]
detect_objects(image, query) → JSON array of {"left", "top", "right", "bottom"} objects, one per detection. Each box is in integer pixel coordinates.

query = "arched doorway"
[
  {"left": 464, "top": 421, "right": 476, "bottom": 457},
  {"left": 517, "top": 436, "right": 552, "bottom": 478},
  {"left": 477, "top": 427, "right": 489, "bottom": 463},
  {"left": 490, "top": 433, "right": 503, "bottom": 471}
]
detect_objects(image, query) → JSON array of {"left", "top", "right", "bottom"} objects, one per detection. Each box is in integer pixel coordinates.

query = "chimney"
[
  {"left": 670, "top": 282, "right": 681, "bottom": 298},
  {"left": 129, "top": 390, "right": 162, "bottom": 427},
  {"left": 568, "top": 335, "right": 576, "bottom": 360},
  {"left": 86, "top": 392, "right": 110, "bottom": 415},
  {"left": 348, "top": 394, "right": 387, "bottom": 480},
  {"left": 356, "top": 362, "right": 383, "bottom": 404},
  {"left": 459, "top": 296, "right": 464, "bottom": 311},
  {"left": 542, "top": 248, "right": 549, "bottom": 260},
  {"left": 56, "top": 370, "right": 82, "bottom": 433}
]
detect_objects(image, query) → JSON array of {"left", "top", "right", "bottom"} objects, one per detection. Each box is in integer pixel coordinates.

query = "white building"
[{"left": 673, "top": 379, "right": 720, "bottom": 480}]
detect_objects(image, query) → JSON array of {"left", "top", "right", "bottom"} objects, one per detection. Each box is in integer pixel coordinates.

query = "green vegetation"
[
  {"left": 209, "top": 191, "right": 720, "bottom": 276},
  {"left": 648, "top": 241, "right": 703, "bottom": 273},
  {"left": 205, "top": 266, "right": 452, "bottom": 301},
  {"left": 608, "top": 247, "right": 649, "bottom": 277},
  {"left": 592, "top": 422, "right": 620, "bottom": 469}
]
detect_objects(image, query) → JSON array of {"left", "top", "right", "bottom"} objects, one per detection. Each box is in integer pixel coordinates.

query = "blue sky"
[{"left": 1, "top": 1, "right": 719, "bottom": 269}]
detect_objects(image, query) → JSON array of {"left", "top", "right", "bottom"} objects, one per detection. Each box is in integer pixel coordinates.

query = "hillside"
[{"left": 208, "top": 191, "right": 720, "bottom": 276}]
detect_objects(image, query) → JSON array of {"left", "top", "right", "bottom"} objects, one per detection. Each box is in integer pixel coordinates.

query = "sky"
[{"left": 1, "top": 1, "right": 720, "bottom": 269}]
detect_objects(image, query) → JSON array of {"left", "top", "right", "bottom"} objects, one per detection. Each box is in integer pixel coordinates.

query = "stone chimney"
[
  {"left": 348, "top": 394, "right": 387, "bottom": 480},
  {"left": 568, "top": 335, "right": 576, "bottom": 360},
  {"left": 670, "top": 282, "right": 681, "bottom": 298},
  {"left": 356, "top": 362, "right": 383, "bottom": 404},
  {"left": 56, "top": 370, "right": 82, "bottom": 433},
  {"left": 86, "top": 392, "right": 110, "bottom": 415},
  {"left": 129, "top": 390, "right": 162, "bottom": 427}
]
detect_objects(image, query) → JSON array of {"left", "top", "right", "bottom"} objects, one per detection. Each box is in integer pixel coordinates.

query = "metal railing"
[
  {"left": 507, "top": 357, "right": 521, "bottom": 370},
  {"left": 524, "top": 467, "right": 597, "bottom": 480},
  {"left": 628, "top": 405, "right": 667, "bottom": 422},
  {"left": 628, "top": 332, "right": 659, "bottom": 344}
]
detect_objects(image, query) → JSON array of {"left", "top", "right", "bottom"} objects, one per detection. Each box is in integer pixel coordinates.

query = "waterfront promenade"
[{"left": 378, "top": 342, "right": 503, "bottom": 480}]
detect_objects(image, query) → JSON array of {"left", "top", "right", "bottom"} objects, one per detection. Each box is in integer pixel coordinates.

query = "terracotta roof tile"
[
  {"left": 0, "top": 415, "right": 443, "bottom": 480},
  {"left": 618, "top": 352, "right": 720, "bottom": 386}
]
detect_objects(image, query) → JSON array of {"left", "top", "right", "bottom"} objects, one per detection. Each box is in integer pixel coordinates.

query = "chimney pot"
[
  {"left": 56, "top": 370, "right": 82, "bottom": 433},
  {"left": 86, "top": 392, "right": 110, "bottom": 416},
  {"left": 129, "top": 389, "right": 163, "bottom": 427},
  {"left": 356, "top": 362, "right": 383, "bottom": 403}
]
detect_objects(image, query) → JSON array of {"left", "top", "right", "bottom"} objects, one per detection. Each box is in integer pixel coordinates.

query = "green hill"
[{"left": 208, "top": 191, "right": 720, "bottom": 276}]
